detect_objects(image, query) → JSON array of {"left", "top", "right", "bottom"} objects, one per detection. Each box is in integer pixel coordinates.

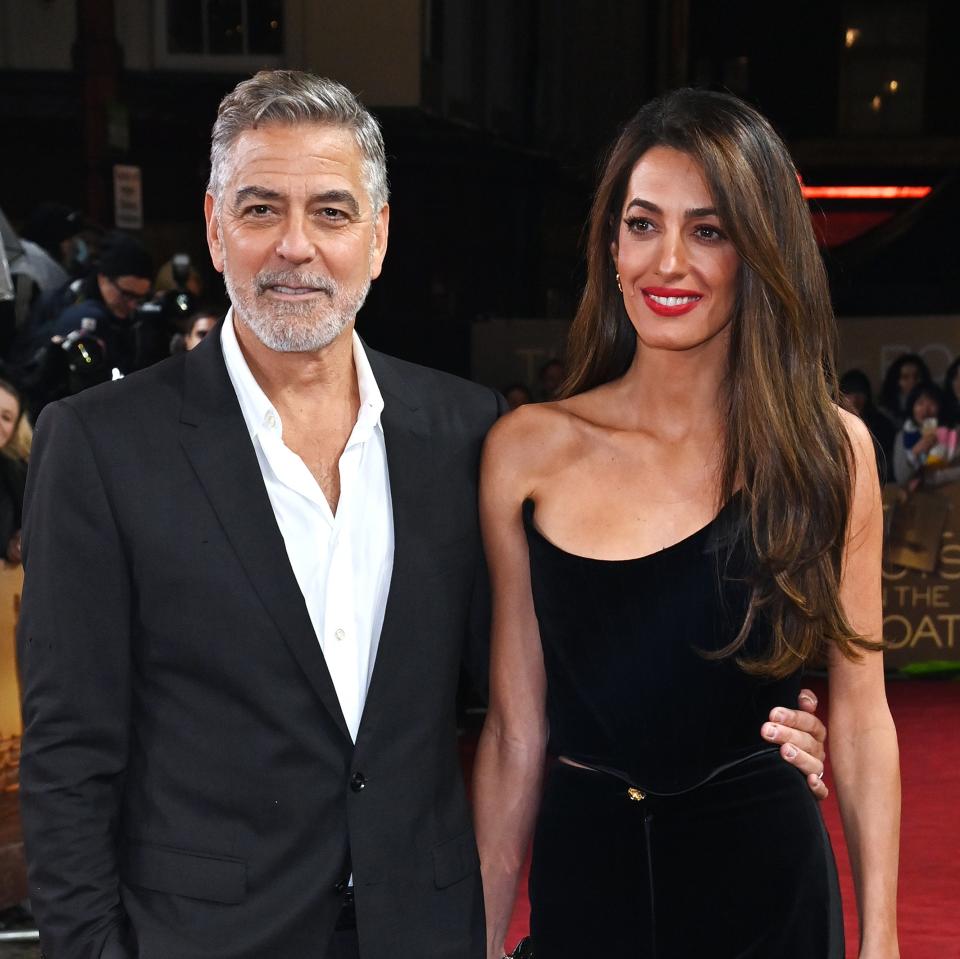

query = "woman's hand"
[{"left": 910, "top": 432, "right": 937, "bottom": 457}]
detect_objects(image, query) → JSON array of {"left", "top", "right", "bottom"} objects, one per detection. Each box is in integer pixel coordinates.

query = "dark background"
[{"left": 2, "top": 0, "right": 958, "bottom": 378}]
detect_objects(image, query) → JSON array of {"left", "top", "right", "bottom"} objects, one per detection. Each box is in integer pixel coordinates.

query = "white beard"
[{"left": 223, "top": 257, "right": 371, "bottom": 354}]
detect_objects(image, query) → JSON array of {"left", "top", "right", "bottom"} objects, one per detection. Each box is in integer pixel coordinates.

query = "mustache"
[{"left": 254, "top": 271, "right": 337, "bottom": 296}]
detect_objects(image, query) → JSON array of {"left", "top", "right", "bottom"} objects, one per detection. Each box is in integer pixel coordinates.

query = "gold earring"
[{"left": 616, "top": 272, "right": 622, "bottom": 293}]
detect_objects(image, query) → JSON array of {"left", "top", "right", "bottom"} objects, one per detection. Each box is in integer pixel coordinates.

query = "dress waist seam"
[{"left": 555, "top": 745, "right": 781, "bottom": 797}]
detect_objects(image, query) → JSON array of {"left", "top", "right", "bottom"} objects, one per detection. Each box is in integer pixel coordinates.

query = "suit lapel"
[
  {"left": 178, "top": 326, "right": 352, "bottom": 743},
  {"left": 355, "top": 349, "right": 435, "bottom": 749}
]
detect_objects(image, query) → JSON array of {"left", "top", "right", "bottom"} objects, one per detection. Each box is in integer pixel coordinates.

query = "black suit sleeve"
[{"left": 17, "top": 400, "right": 134, "bottom": 958}]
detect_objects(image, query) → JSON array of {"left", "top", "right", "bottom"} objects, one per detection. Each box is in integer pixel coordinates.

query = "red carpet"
[
  {"left": 819, "top": 678, "right": 960, "bottom": 959},
  {"left": 468, "top": 678, "right": 960, "bottom": 957}
]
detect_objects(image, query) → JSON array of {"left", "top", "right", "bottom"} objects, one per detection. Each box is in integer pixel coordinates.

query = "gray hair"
[{"left": 208, "top": 70, "right": 389, "bottom": 214}]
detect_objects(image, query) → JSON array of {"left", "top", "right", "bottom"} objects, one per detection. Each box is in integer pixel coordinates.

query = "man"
[
  {"left": 26, "top": 231, "right": 153, "bottom": 370},
  {"left": 17, "top": 71, "right": 828, "bottom": 959}
]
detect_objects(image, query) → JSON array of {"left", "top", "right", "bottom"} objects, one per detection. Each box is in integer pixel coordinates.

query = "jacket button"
[
  {"left": 334, "top": 879, "right": 347, "bottom": 893},
  {"left": 350, "top": 772, "right": 366, "bottom": 792}
]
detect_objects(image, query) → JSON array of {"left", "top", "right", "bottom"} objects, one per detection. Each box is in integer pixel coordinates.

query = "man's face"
[
  {"left": 204, "top": 122, "right": 389, "bottom": 353},
  {"left": 97, "top": 273, "right": 151, "bottom": 320}
]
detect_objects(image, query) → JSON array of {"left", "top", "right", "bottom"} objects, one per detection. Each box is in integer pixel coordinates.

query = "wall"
[
  {"left": 837, "top": 314, "right": 960, "bottom": 386},
  {"left": 0, "top": 0, "right": 75, "bottom": 69},
  {"left": 116, "top": 0, "right": 152, "bottom": 70},
  {"left": 0, "top": 566, "right": 22, "bottom": 738},
  {"left": 297, "top": 0, "right": 421, "bottom": 106},
  {"left": 471, "top": 317, "right": 571, "bottom": 393}
]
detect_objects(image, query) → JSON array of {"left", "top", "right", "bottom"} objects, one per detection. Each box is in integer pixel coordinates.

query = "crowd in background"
[
  {"left": 2, "top": 201, "right": 958, "bottom": 578},
  {"left": 841, "top": 353, "right": 960, "bottom": 491},
  {"left": 0, "top": 203, "right": 227, "bottom": 573}
]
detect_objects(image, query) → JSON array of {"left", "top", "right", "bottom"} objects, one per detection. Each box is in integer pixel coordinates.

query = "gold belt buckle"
[{"left": 626, "top": 786, "right": 646, "bottom": 802}]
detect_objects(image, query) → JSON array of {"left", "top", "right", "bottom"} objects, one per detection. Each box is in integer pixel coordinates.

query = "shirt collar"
[{"left": 220, "top": 309, "right": 385, "bottom": 442}]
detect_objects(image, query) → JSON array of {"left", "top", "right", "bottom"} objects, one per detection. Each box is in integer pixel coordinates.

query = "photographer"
[
  {"left": 32, "top": 230, "right": 152, "bottom": 366},
  {"left": 20, "top": 232, "right": 162, "bottom": 413}
]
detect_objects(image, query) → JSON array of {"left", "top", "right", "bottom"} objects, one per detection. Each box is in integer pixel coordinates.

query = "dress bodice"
[{"left": 523, "top": 495, "right": 801, "bottom": 793}]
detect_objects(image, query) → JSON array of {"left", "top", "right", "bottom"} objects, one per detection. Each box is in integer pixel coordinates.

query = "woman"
[
  {"left": 892, "top": 382, "right": 960, "bottom": 487},
  {"left": 473, "top": 90, "right": 899, "bottom": 958},
  {"left": 0, "top": 378, "right": 31, "bottom": 563},
  {"left": 878, "top": 353, "right": 930, "bottom": 428}
]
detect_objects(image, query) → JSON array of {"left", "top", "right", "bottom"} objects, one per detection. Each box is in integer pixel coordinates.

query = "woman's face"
[
  {"left": 185, "top": 315, "right": 217, "bottom": 350},
  {"left": 0, "top": 389, "right": 21, "bottom": 448},
  {"left": 611, "top": 146, "right": 740, "bottom": 356},
  {"left": 899, "top": 362, "right": 921, "bottom": 397},
  {"left": 912, "top": 392, "right": 938, "bottom": 424}
]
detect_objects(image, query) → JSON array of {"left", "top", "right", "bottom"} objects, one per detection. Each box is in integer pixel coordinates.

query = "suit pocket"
[
  {"left": 122, "top": 840, "right": 247, "bottom": 904},
  {"left": 432, "top": 829, "right": 480, "bottom": 889}
]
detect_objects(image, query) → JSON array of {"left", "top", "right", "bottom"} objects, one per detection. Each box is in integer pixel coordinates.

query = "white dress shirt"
[{"left": 221, "top": 311, "right": 394, "bottom": 742}]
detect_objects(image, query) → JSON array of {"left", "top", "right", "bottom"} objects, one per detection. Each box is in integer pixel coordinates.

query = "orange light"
[{"left": 800, "top": 185, "right": 932, "bottom": 200}]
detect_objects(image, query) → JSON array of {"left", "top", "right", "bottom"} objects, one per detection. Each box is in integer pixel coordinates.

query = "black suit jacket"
[{"left": 17, "top": 324, "right": 504, "bottom": 959}]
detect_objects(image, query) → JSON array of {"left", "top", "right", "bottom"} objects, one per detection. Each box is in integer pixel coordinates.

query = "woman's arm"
[
  {"left": 472, "top": 412, "right": 550, "bottom": 959},
  {"left": 830, "top": 411, "right": 900, "bottom": 959}
]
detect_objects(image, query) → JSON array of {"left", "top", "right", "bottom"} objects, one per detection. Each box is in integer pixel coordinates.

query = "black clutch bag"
[{"left": 504, "top": 937, "right": 534, "bottom": 958}]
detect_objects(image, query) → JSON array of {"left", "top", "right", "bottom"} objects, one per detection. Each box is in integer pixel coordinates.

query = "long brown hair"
[{"left": 564, "top": 88, "right": 878, "bottom": 676}]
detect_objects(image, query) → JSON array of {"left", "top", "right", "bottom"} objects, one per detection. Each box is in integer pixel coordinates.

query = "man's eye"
[
  {"left": 320, "top": 208, "right": 348, "bottom": 220},
  {"left": 242, "top": 205, "right": 273, "bottom": 217}
]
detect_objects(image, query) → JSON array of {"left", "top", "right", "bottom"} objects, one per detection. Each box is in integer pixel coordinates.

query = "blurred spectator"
[
  {"left": 942, "top": 356, "right": 960, "bottom": 427},
  {"left": 19, "top": 202, "right": 87, "bottom": 278},
  {"left": 502, "top": 382, "right": 532, "bottom": 410},
  {"left": 184, "top": 311, "right": 218, "bottom": 350},
  {"left": 129, "top": 287, "right": 198, "bottom": 366},
  {"left": 839, "top": 368, "right": 895, "bottom": 481},
  {"left": 538, "top": 358, "right": 564, "bottom": 401},
  {"left": 892, "top": 382, "right": 960, "bottom": 487},
  {"left": 171, "top": 310, "right": 220, "bottom": 353},
  {"left": 154, "top": 253, "right": 204, "bottom": 299},
  {"left": 878, "top": 352, "right": 931, "bottom": 428},
  {"left": 0, "top": 207, "right": 69, "bottom": 355},
  {"left": 16, "top": 233, "right": 155, "bottom": 412},
  {"left": 0, "top": 378, "right": 31, "bottom": 564},
  {"left": 31, "top": 230, "right": 152, "bottom": 357}
]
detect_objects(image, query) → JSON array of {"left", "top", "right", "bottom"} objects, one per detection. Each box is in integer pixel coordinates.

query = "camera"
[
  {"left": 20, "top": 317, "right": 111, "bottom": 414},
  {"left": 127, "top": 288, "right": 196, "bottom": 371}
]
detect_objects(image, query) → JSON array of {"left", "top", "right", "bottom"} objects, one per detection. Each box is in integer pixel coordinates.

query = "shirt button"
[
  {"left": 350, "top": 772, "right": 366, "bottom": 793},
  {"left": 264, "top": 410, "right": 277, "bottom": 429},
  {"left": 335, "top": 627, "right": 346, "bottom": 641}
]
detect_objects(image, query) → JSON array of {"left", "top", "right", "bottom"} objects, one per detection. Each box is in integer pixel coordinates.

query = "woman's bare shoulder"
[
  {"left": 836, "top": 404, "right": 875, "bottom": 466},
  {"left": 486, "top": 400, "right": 581, "bottom": 450},
  {"left": 483, "top": 401, "right": 584, "bottom": 488}
]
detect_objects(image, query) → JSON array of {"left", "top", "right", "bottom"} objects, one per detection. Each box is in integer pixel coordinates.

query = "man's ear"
[
  {"left": 369, "top": 203, "right": 390, "bottom": 281},
  {"left": 204, "top": 193, "right": 225, "bottom": 274}
]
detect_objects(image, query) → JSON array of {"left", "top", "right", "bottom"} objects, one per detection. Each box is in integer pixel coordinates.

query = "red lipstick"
[{"left": 641, "top": 286, "right": 704, "bottom": 317}]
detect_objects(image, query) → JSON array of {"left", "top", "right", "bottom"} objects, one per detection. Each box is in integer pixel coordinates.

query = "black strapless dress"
[{"left": 523, "top": 496, "right": 843, "bottom": 958}]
